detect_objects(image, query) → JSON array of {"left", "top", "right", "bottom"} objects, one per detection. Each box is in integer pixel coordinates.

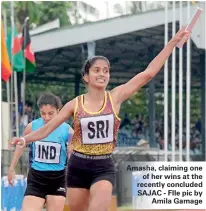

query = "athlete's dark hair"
[
  {"left": 81, "top": 55, "right": 110, "bottom": 83},
  {"left": 37, "top": 93, "right": 62, "bottom": 109}
]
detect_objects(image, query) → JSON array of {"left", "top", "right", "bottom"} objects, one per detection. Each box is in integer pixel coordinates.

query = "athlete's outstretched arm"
[
  {"left": 111, "top": 27, "right": 190, "bottom": 105},
  {"left": 9, "top": 99, "right": 76, "bottom": 148},
  {"left": 8, "top": 123, "right": 32, "bottom": 186}
]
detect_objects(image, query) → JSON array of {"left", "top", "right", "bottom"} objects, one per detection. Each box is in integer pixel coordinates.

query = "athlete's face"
[
  {"left": 39, "top": 104, "right": 58, "bottom": 124},
  {"left": 84, "top": 59, "right": 110, "bottom": 89}
]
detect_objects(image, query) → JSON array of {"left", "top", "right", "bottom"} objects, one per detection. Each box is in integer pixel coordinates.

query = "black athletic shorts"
[
  {"left": 24, "top": 168, "right": 66, "bottom": 199},
  {"left": 67, "top": 151, "right": 115, "bottom": 189}
]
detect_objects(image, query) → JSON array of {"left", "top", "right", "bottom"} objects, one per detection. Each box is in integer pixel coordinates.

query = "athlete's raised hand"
[{"left": 171, "top": 26, "right": 191, "bottom": 45}]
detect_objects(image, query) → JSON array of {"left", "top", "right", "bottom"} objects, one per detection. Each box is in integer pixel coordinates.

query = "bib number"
[
  {"left": 34, "top": 141, "right": 61, "bottom": 164},
  {"left": 80, "top": 114, "right": 114, "bottom": 144}
]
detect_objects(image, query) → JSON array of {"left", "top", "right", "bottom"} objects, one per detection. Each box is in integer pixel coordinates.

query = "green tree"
[
  {"left": 1, "top": 1, "right": 72, "bottom": 30},
  {"left": 1, "top": 1, "right": 40, "bottom": 30},
  {"left": 38, "top": 2, "right": 72, "bottom": 26},
  {"left": 120, "top": 88, "right": 148, "bottom": 119},
  {"left": 14, "top": 1, "right": 40, "bottom": 26}
]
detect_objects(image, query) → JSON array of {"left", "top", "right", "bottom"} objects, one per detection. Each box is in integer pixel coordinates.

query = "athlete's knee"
[
  {"left": 46, "top": 195, "right": 65, "bottom": 211},
  {"left": 22, "top": 196, "right": 45, "bottom": 211},
  {"left": 88, "top": 201, "right": 109, "bottom": 211},
  {"left": 69, "top": 204, "right": 87, "bottom": 211},
  {"left": 67, "top": 187, "right": 89, "bottom": 211},
  {"left": 22, "top": 203, "right": 43, "bottom": 211},
  {"left": 88, "top": 196, "right": 111, "bottom": 211},
  {"left": 69, "top": 200, "right": 88, "bottom": 211}
]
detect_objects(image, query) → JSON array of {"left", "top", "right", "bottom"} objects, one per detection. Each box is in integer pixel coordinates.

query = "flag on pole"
[
  {"left": 21, "top": 18, "right": 35, "bottom": 72},
  {"left": 12, "top": 30, "right": 22, "bottom": 55},
  {"left": 12, "top": 18, "right": 36, "bottom": 72},
  {"left": 1, "top": 22, "right": 12, "bottom": 82},
  {"left": 6, "top": 26, "right": 24, "bottom": 72}
]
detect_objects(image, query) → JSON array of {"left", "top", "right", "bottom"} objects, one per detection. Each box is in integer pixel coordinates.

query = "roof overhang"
[{"left": 31, "top": 3, "right": 205, "bottom": 52}]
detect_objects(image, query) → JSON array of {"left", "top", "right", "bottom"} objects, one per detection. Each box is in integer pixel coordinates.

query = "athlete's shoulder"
[
  {"left": 31, "top": 118, "right": 43, "bottom": 124},
  {"left": 60, "top": 122, "right": 73, "bottom": 132},
  {"left": 60, "top": 122, "right": 70, "bottom": 129},
  {"left": 59, "top": 122, "right": 73, "bottom": 141},
  {"left": 31, "top": 118, "right": 44, "bottom": 130}
]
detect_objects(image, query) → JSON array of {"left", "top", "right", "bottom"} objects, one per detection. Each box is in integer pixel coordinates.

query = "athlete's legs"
[
  {"left": 46, "top": 195, "right": 66, "bottom": 211},
  {"left": 22, "top": 196, "right": 45, "bottom": 211},
  {"left": 67, "top": 188, "right": 90, "bottom": 211},
  {"left": 88, "top": 180, "right": 113, "bottom": 211}
]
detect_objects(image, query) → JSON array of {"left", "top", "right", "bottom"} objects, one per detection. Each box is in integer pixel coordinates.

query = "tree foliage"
[
  {"left": 1, "top": 1, "right": 72, "bottom": 31},
  {"left": 37, "top": 2, "right": 72, "bottom": 26}
]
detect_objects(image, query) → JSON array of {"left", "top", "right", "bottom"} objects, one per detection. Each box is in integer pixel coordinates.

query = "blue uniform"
[{"left": 29, "top": 118, "right": 71, "bottom": 171}]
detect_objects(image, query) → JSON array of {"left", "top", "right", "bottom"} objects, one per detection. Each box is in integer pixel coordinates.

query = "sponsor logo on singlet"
[
  {"left": 80, "top": 114, "right": 114, "bottom": 144},
  {"left": 34, "top": 141, "right": 61, "bottom": 164}
]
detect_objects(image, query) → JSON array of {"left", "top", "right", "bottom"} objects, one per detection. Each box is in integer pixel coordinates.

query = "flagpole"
[
  {"left": 3, "top": 9, "right": 12, "bottom": 140},
  {"left": 22, "top": 17, "right": 29, "bottom": 130},
  {"left": 10, "top": 1, "right": 19, "bottom": 137},
  {"left": 10, "top": 9, "right": 14, "bottom": 137}
]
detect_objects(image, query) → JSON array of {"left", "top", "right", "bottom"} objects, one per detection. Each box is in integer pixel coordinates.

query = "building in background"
[
  {"left": 77, "top": 1, "right": 168, "bottom": 22},
  {"left": 79, "top": 1, "right": 197, "bottom": 21},
  {"left": 68, "top": 1, "right": 100, "bottom": 24}
]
